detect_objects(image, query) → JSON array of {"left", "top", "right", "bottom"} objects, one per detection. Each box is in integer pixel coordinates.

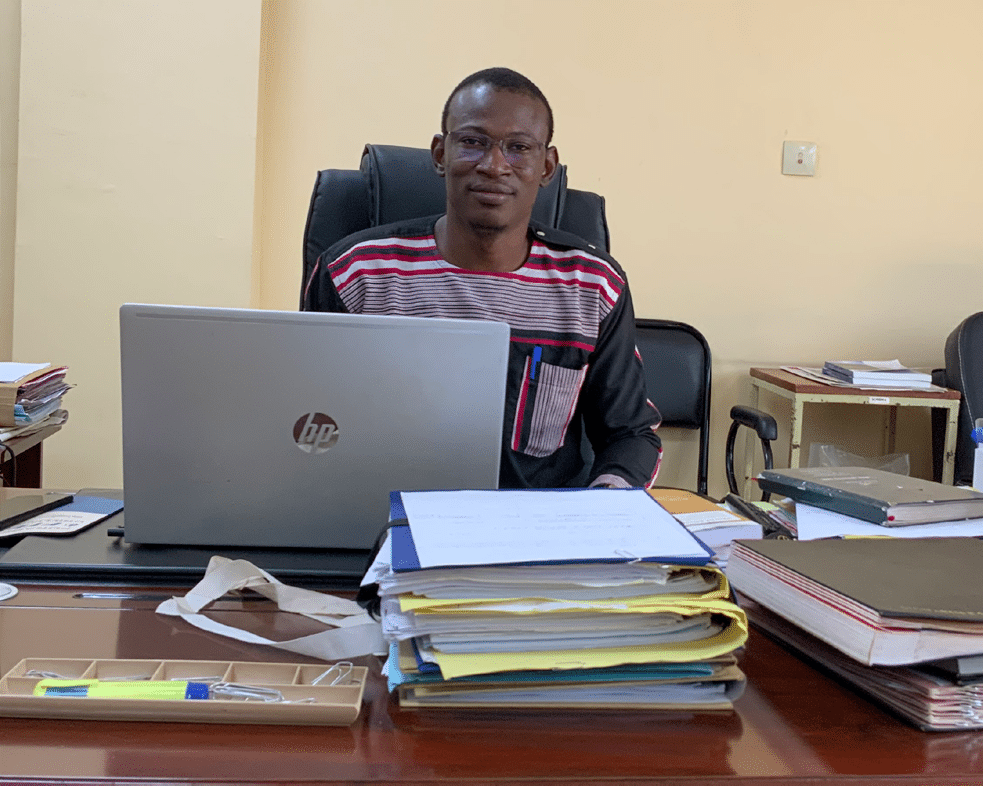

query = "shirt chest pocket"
[{"left": 511, "top": 355, "right": 589, "bottom": 458}]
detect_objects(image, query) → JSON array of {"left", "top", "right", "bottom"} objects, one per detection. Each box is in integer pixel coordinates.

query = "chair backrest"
[
  {"left": 941, "top": 312, "right": 983, "bottom": 485},
  {"left": 301, "top": 144, "right": 610, "bottom": 304},
  {"left": 634, "top": 319, "right": 712, "bottom": 494}
]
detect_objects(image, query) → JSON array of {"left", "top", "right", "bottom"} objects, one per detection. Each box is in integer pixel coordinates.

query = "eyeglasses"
[{"left": 445, "top": 131, "right": 546, "bottom": 168}]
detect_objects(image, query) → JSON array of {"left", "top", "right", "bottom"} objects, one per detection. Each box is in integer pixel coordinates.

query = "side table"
[
  {"left": 0, "top": 425, "right": 62, "bottom": 488},
  {"left": 742, "top": 368, "right": 961, "bottom": 497}
]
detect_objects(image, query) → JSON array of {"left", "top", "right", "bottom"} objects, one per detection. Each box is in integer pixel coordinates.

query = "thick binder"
[
  {"left": 729, "top": 537, "right": 983, "bottom": 666},
  {"left": 757, "top": 466, "right": 983, "bottom": 525},
  {"left": 746, "top": 599, "right": 983, "bottom": 731}
]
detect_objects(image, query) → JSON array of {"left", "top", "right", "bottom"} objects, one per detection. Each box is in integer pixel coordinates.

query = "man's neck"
[{"left": 434, "top": 215, "right": 532, "bottom": 273}]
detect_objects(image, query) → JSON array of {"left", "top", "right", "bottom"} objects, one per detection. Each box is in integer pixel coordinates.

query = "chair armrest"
[
  {"left": 725, "top": 405, "right": 777, "bottom": 500},
  {"left": 729, "top": 405, "right": 777, "bottom": 442}
]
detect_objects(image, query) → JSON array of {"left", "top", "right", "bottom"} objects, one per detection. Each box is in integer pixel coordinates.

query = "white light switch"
[{"left": 782, "top": 141, "right": 817, "bottom": 176}]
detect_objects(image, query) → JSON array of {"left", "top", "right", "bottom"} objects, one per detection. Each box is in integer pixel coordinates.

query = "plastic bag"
[{"left": 807, "top": 443, "right": 910, "bottom": 476}]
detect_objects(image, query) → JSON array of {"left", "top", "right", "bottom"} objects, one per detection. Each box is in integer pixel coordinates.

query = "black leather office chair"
[
  {"left": 301, "top": 144, "right": 609, "bottom": 305},
  {"left": 932, "top": 312, "right": 983, "bottom": 485},
  {"left": 302, "top": 145, "right": 776, "bottom": 497},
  {"left": 634, "top": 319, "right": 775, "bottom": 498}
]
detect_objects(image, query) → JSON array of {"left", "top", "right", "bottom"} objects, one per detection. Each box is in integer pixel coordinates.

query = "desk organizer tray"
[{"left": 0, "top": 658, "right": 367, "bottom": 725}]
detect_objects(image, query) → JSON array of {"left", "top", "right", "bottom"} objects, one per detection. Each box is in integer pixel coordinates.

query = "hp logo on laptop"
[{"left": 293, "top": 413, "right": 339, "bottom": 454}]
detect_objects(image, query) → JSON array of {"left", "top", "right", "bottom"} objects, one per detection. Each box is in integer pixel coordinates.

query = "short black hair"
[{"left": 441, "top": 67, "right": 554, "bottom": 144}]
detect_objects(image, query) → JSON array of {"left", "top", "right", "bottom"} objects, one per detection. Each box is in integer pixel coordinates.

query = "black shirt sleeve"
[
  {"left": 301, "top": 253, "right": 348, "bottom": 314},
  {"left": 580, "top": 279, "right": 662, "bottom": 487}
]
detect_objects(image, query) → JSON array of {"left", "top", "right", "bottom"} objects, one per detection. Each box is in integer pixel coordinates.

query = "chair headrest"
[
  {"left": 359, "top": 144, "right": 568, "bottom": 228},
  {"left": 301, "top": 144, "right": 610, "bottom": 307}
]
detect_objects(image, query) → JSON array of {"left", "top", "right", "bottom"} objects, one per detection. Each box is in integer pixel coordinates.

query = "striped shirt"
[{"left": 303, "top": 217, "right": 661, "bottom": 488}]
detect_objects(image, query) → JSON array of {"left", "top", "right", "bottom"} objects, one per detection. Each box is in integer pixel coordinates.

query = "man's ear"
[
  {"left": 540, "top": 146, "right": 559, "bottom": 188},
  {"left": 431, "top": 134, "right": 446, "bottom": 177}
]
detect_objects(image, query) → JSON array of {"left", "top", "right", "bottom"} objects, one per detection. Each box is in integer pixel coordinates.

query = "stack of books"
[
  {"left": 0, "top": 363, "right": 72, "bottom": 437},
  {"left": 821, "top": 359, "right": 933, "bottom": 389},
  {"left": 728, "top": 537, "right": 983, "bottom": 730},
  {"left": 367, "top": 488, "right": 749, "bottom": 710},
  {"left": 742, "top": 596, "right": 983, "bottom": 732}
]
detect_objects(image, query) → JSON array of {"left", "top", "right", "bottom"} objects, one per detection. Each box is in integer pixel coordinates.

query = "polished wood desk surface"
[{"left": 2, "top": 584, "right": 982, "bottom": 785}]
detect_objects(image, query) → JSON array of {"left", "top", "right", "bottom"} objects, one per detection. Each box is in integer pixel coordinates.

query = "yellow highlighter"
[{"left": 34, "top": 679, "right": 211, "bottom": 700}]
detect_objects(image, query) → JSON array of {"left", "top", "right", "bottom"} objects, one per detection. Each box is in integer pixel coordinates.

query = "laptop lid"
[{"left": 119, "top": 304, "right": 508, "bottom": 549}]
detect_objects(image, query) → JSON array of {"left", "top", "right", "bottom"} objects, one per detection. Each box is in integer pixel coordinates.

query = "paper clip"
[
  {"left": 209, "top": 682, "right": 285, "bottom": 702},
  {"left": 311, "top": 661, "right": 353, "bottom": 686}
]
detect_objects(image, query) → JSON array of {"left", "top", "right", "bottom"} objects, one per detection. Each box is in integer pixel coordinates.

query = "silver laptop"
[{"left": 119, "top": 304, "right": 509, "bottom": 549}]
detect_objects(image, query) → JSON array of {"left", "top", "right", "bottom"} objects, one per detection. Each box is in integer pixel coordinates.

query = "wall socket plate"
[{"left": 783, "top": 141, "right": 817, "bottom": 176}]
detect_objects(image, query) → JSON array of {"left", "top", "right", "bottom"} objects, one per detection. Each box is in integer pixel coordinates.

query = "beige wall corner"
[{"left": 13, "top": 0, "right": 262, "bottom": 489}]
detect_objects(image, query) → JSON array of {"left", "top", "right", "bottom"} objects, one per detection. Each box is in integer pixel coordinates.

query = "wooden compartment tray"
[{"left": 0, "top": 658, "right": 367, "bottom": 725}]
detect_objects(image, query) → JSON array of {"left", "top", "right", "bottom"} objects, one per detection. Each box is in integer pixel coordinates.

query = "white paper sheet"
[
  {"left": 795, "top": 503, "right": 983, "bottom": 540},
  {"left": 0, "top": 362, "right": 49, "bottom": 384},
  {"left": 401, "top": 489, "right": 709, "bottom": 569},
  {"left": 0, "top": 510, "right": 103, "bottom": 539}
]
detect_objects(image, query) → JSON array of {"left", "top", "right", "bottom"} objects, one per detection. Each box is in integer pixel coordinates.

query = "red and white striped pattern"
[{"left": 327, "top": 233, "right": 625, "bottom": 352}]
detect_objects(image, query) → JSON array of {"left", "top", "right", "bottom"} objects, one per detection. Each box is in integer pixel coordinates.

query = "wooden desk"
[
  {"left": 2, "top": 582, "right": 982, "bottom": 785},
  {"left": 0, "top": 424, "right": 61, "bottom": 488},
  {"left": 743, "top": 368, "right": 961, "bottom": 497}
]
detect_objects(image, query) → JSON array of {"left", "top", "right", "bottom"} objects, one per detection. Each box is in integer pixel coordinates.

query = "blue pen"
[{"left": 529, "top": 346, "right": 542, "bottom": 381}]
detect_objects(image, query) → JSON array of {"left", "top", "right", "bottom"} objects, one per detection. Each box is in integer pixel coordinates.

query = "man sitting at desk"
[{"left": 303, "top": 67, "right": 661, "bottom": 490}]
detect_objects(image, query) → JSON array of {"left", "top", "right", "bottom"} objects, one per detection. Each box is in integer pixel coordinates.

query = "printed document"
[{"left": 401, "top": 488, "right": 708, "bottom": 569}]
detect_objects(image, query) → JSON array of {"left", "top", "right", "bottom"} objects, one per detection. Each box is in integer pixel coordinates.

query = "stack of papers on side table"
[
  {"left": 821, "top": 360, "right": 933, "bottom": 389},
  {"left": 0, "top": 362, "right": 73, "bottom": 433},
  {"left": 365, "top": 488, "right": 749, "bottom": 710}
]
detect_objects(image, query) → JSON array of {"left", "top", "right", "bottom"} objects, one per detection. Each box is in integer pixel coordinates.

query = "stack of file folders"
[
  {"left": 0, "top": 363, "right": 72, "bottom": 428},
  {"left": 366, "top": 488, "right": 749, "bottom": 710},
  {"left": 728, "top": 537, "right": 983, "bottom": 730}
]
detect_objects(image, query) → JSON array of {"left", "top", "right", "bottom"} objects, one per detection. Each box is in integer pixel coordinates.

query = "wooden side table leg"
[
  {"left": 789, "top": 398, "right": 804, "bottom": 470},
  {"left": 883, "top": 405, "right": 898, "bottom": 455},
  {"left": 941, "top": 403, "right": 959, "bottom": 485}
]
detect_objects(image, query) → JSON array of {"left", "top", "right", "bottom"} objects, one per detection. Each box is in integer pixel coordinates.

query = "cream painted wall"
[
  {"left": 256, "top": 0, "right": 983, "bottom": 497},
  {"left": 12, "top": 0, "right": 262, "bottom": 488},
  {"left": 5, "top": 1, "right": 981, "bottom": 496},
  {"left": 0, "top": 0, "right": 20, "bottom": 361}
]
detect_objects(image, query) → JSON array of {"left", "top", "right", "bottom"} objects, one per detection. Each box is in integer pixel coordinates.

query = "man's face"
[{"left": 432, "top": 84, "right": 557, "bottom": 235}]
